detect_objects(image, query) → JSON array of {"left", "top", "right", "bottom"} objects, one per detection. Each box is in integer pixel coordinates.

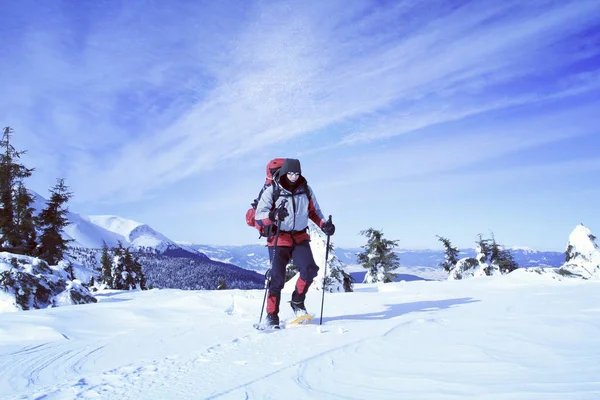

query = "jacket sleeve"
[
  {"left": 307, "top": 185, "right": 325, "bottom": 227},
  {"left": 254, "top": 185, "right": 275, "bottom": 227}
]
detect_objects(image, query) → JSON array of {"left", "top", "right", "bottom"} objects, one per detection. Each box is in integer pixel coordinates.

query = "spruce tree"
[
  {"left": 488, "top": 232, "right": 519, "bottom": 274},
  {"left": 437, "top": 235, "right": 459, "bottom": 272},
  {"left": 131, "top": 253, "right": 146, "bottom": 290},
  {"left": 475, "top": 234, "right": 492, "bottom": 263},
  {"left": 357, "top": 228, "right": 400, "bottom": 283},
  {"left": 110, "top": 242, "right": 126, "bottom": 290},
  {"left": 36, "top": 178, "right": 73, "bottom": 265},
  {"left": 13, "top": 183, "right": 37, "bottom": 255},
  {"left": 0, "top": 127, "right": 34, "bottom": 250},
  {"left": 100, "top": 242, "right": 113, "bottom": 285},
  {"left": 217, "top": 278, "right": 227, "bottom": 290}
]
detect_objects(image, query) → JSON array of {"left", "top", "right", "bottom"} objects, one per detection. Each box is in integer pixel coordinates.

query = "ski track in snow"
[
  {"left": 3, "top": 307, "right": 422, "bottom": 400},
  {"left": 3, "top": 280, "right": 600, "bottom": 399}
]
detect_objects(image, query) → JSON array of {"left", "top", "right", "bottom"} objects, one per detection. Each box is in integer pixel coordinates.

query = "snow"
[
  {"left": 562, "top": 224, "right": 600, "bottom": 279},
  {"left": 2, "top": 275, "right": 600, "bottom": 399},
  {"left": 86, "top": 215, "right": 144, "bottom": 237}
]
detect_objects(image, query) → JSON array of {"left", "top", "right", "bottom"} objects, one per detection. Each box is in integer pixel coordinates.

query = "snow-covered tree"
[
  {"left": 0, "top": 127, "right": 34, "bottom": 251},
  {"left": 437, "top": 235, "right": 459, "bottom": 272},
  {"left": 36, "top": 178, "right": 73, "bottom": 265},
  {"left": 310, "top": 222, "right": 348, "bottom": 292},
  {"left": 0, "top": 253, "right": 96, "bottom": 311},
  {"left": 100, "top": 242, "right": 112, "bottom": 286},
  {"left": 475, "top": 234, "right": 492, "bottom": 264},
  {"left": 103, "top": 242, "right": 147, "bottom": 290},
  {"left": 489, "top": 233, "right": 518, "bottom": 274},
  {"left": 13, "top": 183, "right": 37, "bottom": 256},
  {"left": 217, "top": 278, "right": 227, "bottom": 290},
  {"left": 358, "top": 228, "right": 400, "bottom": 283},
  {"left": 110, "top": 242, "right": 127, "bottom": 290},
  {"left": 448, "top": 233, "right": 518, "bottom": 280},
  {"left": 283, "top": 222, "right": 349, "bottom": 293},
  {"left": 560, "top": 224, "right": 600, "bottom": 279}
]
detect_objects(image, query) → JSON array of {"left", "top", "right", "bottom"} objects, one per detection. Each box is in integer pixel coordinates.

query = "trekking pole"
[
  {"left": 257, "top": 268, "right": 271, "bottom": 325},
  {"left": 256, "top": 199, "right": 287, "bottom": 325},
  {"left": 319, "top": 215, "right": 332, "bottom": 325}
]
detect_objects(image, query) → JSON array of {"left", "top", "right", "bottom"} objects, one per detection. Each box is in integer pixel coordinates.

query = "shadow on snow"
[{"left": 322, "top": 297, "right": 479, "bottom": 323}]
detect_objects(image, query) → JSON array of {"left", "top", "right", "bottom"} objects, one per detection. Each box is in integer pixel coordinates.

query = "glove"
[
  {"left": 321, "top": 220, "right": 335, "bottom": 236},
  {"left": 269, "top": 205, "right": 289, "bottom": 222}
]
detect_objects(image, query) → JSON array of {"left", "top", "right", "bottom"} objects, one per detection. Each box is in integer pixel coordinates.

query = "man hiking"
[{"left": 254, "top": 158, "right": 335, "bottom": 327}]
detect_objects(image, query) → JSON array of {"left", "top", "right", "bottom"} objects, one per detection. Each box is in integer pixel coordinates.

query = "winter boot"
[
  {"left": 290, "top": 300, "right": 308, "bottom": 317},
  {"left": 290, "top": 277, "right": 311, "bottom": 317},
  {"left": 265, "top": 312, "right": 280, "bottom": 328}
]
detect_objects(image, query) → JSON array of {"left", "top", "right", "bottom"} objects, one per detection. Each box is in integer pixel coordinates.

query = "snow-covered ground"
[{"left": 1, "top": 273, "right": 600, "bottom": 399}]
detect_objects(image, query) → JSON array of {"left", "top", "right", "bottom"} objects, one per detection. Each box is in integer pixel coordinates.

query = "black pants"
[{"left": 266, "top": 240, "right": 319, "bottom": 314}]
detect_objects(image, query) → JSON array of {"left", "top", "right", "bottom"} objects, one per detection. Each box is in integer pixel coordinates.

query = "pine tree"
[
  {"left": 497, "top": 249, "right": 518, "bottom": 274},
  {"left": 217, "top": 278, "right": 227, "bottom": 290},
  {"left": 488, "top": 232, "right": 518, "bottom": 274},
  {"left": 322, "top": 241, "right": 348, "bottom": 292},
  {"left": 0, "top": 127, "right": 34, "bottom": 250},
  {"left": 357, "top": 228, "right": 400, "bottom": 283},
  {"left": 65, "top": 261, "right": 75, "bottom": 281},
  {"left": 475, "top": 234, "right": 492, "bottom": 263},
  {"left": 110, "top": 242, "right": 126, "bottom": 290},
  {"left": 100, "top": 242, "right": 112, "bottom": 285},
  {"left": 131, "top": 253, "right": 147, "bottom": 290},
  {"left": 437, "top": 235, "right": 459, "bottom": 272},
  {"left": 13, "top": 183, "right": 37, "bottom": 255},
  {"left": 36, "top": 179, "right": 73, "bottom": 265},
  {"left": 123, "top": 248, "right": 136, "bottom": 290}
]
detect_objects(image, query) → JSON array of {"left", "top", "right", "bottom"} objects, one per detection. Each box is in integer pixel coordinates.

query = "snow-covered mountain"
[
  {"left": 32, "top": 191, "right": 203, "bottom": 258},
  {"left": 31, "top": 190, "right": 565, "bottom": 277},
  {"left": 179, "top": 242, "right": 564, "bottom": 277}
]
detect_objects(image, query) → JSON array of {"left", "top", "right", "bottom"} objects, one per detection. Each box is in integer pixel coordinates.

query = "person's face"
[{"left": 286, "top": 172, "right": 300, "bottom": 182}]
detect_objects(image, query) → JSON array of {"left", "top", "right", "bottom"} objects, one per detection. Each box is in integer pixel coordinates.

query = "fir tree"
[
  {"left": 13, "top": 183, "right": 37, "bottom": 255},
  {"left": 489, "top": 232, "right": 518, "bottom": 274},
  {"left": 0, "top": 127, "right": 34, "bottom": 250},
  {"left": 357, "top": 228, "right": 400, "bottom": 283},
  {"left": 341, "top": 270, "right": 354, "bottom": 292},
  {"left": 110, "top": 242, "right": 127, "bottom": 290},
  {"left": 437, "top": 235, "right": 459, "bottom": 272},
  {"left": 131, "top": 252, "right": 147, "bottom": 290},
  {"left": 123, "top": 248, "right": 136, "bottom": 290},
  {"left": 100, "top": 241, "right": 112, "bottom": 285},
  {"left": 497, "top": 249, "right": 518, "bottom": 274},
  {"left": 36, "top": 178, "right": 73, "bottom": 265},
  {"left": 475, "top": 234, "right": 492, "bottom": 263},
  {"left": 65, "top": 261, "right": 75, "bottom": 281},
  {"left": 217, "top": 278, "right": 227, "bottom": 290}
]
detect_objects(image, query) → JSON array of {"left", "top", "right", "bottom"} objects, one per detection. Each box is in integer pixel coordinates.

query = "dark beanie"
[{"left": 280, "top": 158, "right": 301, "bottom": 175}]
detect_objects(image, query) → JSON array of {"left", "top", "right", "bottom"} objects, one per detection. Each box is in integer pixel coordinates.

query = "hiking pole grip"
[{"left": 319, "top": 215, "right": 333, "bottom": 325}]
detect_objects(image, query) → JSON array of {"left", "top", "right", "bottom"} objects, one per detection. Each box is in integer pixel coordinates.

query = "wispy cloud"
[{"left": 1, "top": 0, "right": 599, "bottom": 205}]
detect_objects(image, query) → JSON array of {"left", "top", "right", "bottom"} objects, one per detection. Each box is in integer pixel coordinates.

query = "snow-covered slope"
[
  {"left": 32, "top": 191, "right": 199, "bottom": 255},
  {"left": 2, "top": 273, "right": 600, "bottom": 399},
  {"left": 86, "top": 215, "right": 175, "bottom": 252}
]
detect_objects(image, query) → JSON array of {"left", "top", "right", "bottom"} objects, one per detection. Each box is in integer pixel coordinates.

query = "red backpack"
[{"left": 245, "top": 158, "right": 285, "bottom": 237}]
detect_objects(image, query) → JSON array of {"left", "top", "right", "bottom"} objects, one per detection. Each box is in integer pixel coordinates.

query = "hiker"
[{"left": 254, "top": 158, "right": 335, "bottom": 327}]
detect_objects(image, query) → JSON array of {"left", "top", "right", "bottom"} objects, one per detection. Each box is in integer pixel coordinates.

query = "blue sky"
[{"left": 1, "top": 0, "right": 599, "bottom": 251}]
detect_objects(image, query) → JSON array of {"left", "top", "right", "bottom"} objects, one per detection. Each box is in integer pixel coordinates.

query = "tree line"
[
  {"left": 0, "top": 127, "right": 72, "bottom": 265},
  {"left": 355, "top": 228, "right": 520, "bottom": 283}
]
